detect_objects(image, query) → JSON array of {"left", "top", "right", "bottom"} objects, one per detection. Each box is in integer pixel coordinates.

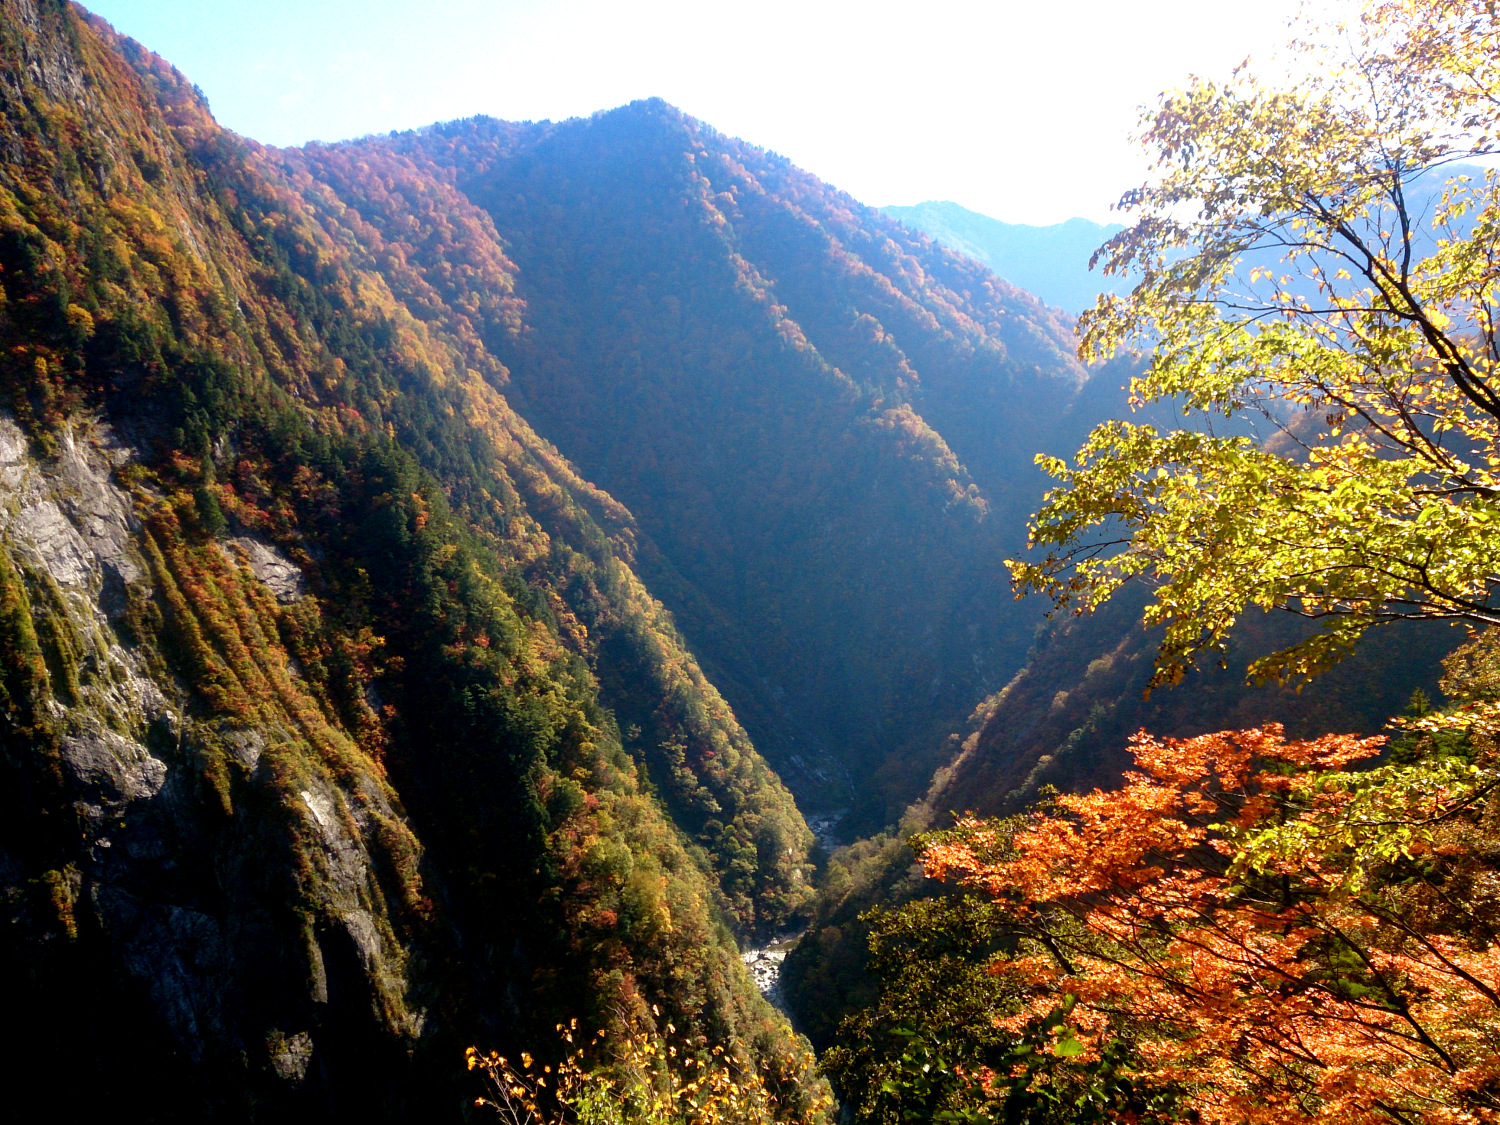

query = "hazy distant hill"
[
  {"left": 889, "top": 170, "right": 1487, "bottom": 319},
  {"left": 882, "top": 201, "right": 1125, "bottom": 314}
]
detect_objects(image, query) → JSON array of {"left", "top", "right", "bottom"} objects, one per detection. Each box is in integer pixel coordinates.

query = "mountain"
[
  {"left": 921, "top": 598, "right": 1459, "bottom": 818},
  {"left": 311, "top": 107, "right": 1099, "bottom": 828},
  {"left": 881, "top": 202, "right": 1126, "bottom": 314},
  {"left": 11, "top": 3, "right": 1439, "bottom": 1116},
  {"left": 0, "top": 0, "right": 1107, "bottom": 1117},
  {"left": 0, "top": 3, "right": 818, "bottom": 1117}
]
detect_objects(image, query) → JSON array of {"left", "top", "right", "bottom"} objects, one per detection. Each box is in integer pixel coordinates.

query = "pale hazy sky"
[{"left": 83, "top": 0, "right": 1308, "bottom": 226}]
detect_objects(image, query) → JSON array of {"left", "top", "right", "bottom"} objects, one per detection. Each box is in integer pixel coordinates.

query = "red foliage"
[{"left": 921, "top": 725, "right": 1500, "bottom": 1125}]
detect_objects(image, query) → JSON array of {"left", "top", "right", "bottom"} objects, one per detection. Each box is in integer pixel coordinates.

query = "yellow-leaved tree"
[
  {"left": 468, "top": 1016, "right": 830, "bottom": 1125},
  {"left": 1011, "top": 0, "right": 1500, "bottom": 689}
]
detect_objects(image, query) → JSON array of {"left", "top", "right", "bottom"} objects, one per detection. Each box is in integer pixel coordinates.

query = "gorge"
[{"left": 0, "top": 2, "right": 1462, "bottom": 1120}]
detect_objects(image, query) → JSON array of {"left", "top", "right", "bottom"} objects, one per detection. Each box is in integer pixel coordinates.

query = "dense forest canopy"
[
  {"left": 358, "top": 105, "right": 1096, "bottom": 826},
  {"left": 0, "top": 1, "right": 827, "bottom": 1117},
  {"left": 0, "top": 0, "right": 1119, "bottom": 1119}
]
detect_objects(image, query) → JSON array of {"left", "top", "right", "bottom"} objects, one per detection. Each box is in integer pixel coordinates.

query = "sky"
[{"left": 82, "top": 0, "right": 1310, "bottom": 227}]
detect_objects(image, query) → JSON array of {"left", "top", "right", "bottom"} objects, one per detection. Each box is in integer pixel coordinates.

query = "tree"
[
  {"left": 833, "top": 625, "right": 1500, "bottom": 1125},
  {"left": 914, "top": 713, "right": 1500, "bottom": 1125},
  {"left": 821, "top": 891, "right": 1185, "bottom": 1125},
  {"left": 468, "top": 1016, "right": 831, "bottom": 1125},
  {"left": 1009, "top": 0, "right": 1500, "bottom": 688}
]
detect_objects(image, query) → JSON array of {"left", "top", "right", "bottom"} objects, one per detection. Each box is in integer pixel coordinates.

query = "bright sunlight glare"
[{"left": 83, "top": 0, "right": 1318, "bottom": 225}]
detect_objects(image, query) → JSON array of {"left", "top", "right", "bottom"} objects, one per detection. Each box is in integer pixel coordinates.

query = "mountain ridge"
[
  {"left": 881, "top": 200, "right": 1127, "bottom": 314},
  {"left": 344, "top": 101, "right": 1097, "bottom": 822},
  {"left": 0, "top": 4, "right": 826, "bottom": 1115}
]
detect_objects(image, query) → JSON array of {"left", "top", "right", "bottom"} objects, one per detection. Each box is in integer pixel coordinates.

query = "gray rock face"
[
  {"left": 0, "top": 412, "right": 421, "bottom": 1098},
  {"left": 61, "top": 727, "right": 167, "bottom": 803},
  {"left": 12, "top": 498, "right": 93, "bottom": 588},
  {"left": 98, "top": 885, "right": 236, "bottom": 1064},
  {"left": 268, "top": 1030, "right": 315, "bottom": 1083},
  {"left": 0, "top": 415, "right": 170, "bottom": 732},
  {"left": 299, "top": 776, "right": 403, "bottom": 974},
  {"left": 223, "top": 728, "right": 265, "bottom": 771},
  {"left": 0, "top": 415, "right": 147, "bottom": 614},
  {"left": 222, "top": 536, "right": 306, "bottom": 603}
]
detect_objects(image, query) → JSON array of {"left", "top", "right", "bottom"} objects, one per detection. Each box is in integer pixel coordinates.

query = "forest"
[{"left": 0, "top": 0, "right": 1496, "bottom": 1121}]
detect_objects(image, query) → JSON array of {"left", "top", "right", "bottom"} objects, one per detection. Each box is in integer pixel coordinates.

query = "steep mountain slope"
[
  {"left": 318, "top": 108, "right": 1092, "bottom": 824},
  {"left": 922, "top": 597, "right": 1460, "bottom": 818},
  {"left": 882, "top": 201, "right": 1126, "bottom": 314},
  {"left": 780, "top": 600, "right": 1460, "bottom": 1050},
  {"left": 0, "top": 2, "right": 1195, "bottom": 1118},
  {"left": 0, "top": 3, "right": 823, "bottom": 1117}
]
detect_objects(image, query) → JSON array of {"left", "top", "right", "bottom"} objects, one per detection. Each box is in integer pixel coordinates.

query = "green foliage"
[
  {"left": 1007, "top": 2, "right": 1500, "bottom": 689},
  {"left": 822, "top": 891, "right": 1183, "bottom": 1125},
  {"left": 0, "top": 550, "right": 53, "bottom": 733},
  {"left": 780, "top": 832, "right": 924, "bottom": 1049},
  {"left": 821, "top": 894, "right": 1019, "bottom": 1121}
]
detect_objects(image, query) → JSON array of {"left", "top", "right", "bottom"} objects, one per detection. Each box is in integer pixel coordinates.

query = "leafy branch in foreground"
[
  {"left": 468, "top": 1015, "right": 831, "bottom": 1125},
  {"left": 1008, "top": 0, "right": 1500, "bottom": 687},
  {"left": 819, "top": 851, "right": 1187, "bottom": 1125}
]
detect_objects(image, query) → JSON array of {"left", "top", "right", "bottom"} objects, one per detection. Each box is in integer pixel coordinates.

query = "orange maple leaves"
[{"left": 920, "top": 725, "right": 1500, "bottom": 1125}]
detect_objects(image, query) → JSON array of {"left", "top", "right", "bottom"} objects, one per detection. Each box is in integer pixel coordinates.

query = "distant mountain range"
[{"left": 882, "top": 201, "right": 1126, "bottom": 314}]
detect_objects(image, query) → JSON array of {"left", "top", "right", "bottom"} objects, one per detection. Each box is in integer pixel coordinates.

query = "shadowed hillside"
[
  {"left": 317, "top": 106, "right": 1096, "bottom": 824},
  {"left": 0, "top": 3, "right": 824, "bottom": 1117}
]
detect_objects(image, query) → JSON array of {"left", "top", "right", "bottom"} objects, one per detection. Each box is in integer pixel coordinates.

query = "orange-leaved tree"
[{"left": 917, "top": 720, "right": 1500, "bottom": 1125}]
